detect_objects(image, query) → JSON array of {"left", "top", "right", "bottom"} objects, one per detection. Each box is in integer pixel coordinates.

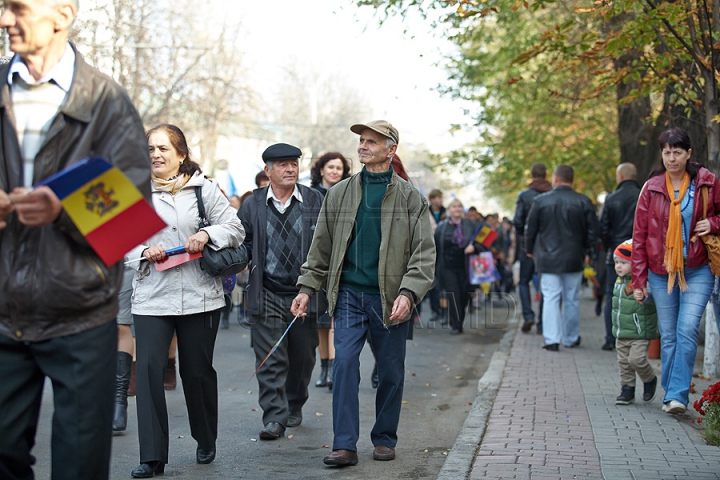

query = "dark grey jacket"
[
  {"left": 238, "top": 184, "right": 326, "bottom": 316},
  {"left": 0, "top": 45, "right": 151, "bottom": 342},
  {"left": 525, "top": 186, "right": 598, "bottom": 274},
  {"left": 599, "top": 180, "right": 640, "bottom": 264},
  {"left": 513, "top": 179, "right": 552, "bottom": 251}
]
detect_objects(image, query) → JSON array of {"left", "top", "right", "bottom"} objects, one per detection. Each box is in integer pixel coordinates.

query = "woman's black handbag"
[{"left": 194, "top": 186, "right": 248, "bottom": 277}]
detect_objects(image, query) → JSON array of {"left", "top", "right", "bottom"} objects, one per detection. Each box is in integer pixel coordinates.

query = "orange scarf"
[{"left": 664, "top": 171, "right": 690, "bottom": 292}]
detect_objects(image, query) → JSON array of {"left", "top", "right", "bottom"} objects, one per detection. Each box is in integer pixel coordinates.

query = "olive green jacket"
[{"left": 297, "top": 170, "right": 435, "bottom": 325}]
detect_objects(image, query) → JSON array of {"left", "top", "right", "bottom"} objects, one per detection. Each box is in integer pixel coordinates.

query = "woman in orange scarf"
[{"left": 632, "top": 127, "right": 720, "bottom": 415}]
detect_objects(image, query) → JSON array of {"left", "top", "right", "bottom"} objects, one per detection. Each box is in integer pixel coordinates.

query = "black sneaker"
[
  {"left": 615, "top": 385, "right": 635, "bottom": 405},
  {"left": 643, "top": 376, "right": 657, "bottom": 402},
  {"left": 521, "top": 319, "right": 535, "bottom": 333}
]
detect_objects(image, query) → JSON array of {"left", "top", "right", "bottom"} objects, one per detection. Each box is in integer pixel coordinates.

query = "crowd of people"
[{"left": 1, "top": 2, "right": 720, "bottom": 480}]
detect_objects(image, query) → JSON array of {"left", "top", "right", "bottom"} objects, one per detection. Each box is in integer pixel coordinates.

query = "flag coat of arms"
[{"left": 37, "top": 157, "right": 166, "bottom": 266}]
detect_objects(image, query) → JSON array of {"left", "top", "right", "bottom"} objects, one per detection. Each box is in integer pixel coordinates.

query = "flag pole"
[{"left": 249, "top": 315, "right": 299, "bottom": 380}]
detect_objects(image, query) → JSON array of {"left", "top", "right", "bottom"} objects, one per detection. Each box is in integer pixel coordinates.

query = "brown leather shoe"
[
  {"left": 372, "top": 445, "right": 396, "bottom": 461},
  {"left": 323, "top": 449, "right": 358, "bottom": 466}
]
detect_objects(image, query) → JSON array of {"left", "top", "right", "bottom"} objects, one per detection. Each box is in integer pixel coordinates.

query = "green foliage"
[
  {"left": 357, "top": 0, "right": 620, "bottom": 202},
  {"left": 355, "top": 0, "right": 720, "bottom": 202}
]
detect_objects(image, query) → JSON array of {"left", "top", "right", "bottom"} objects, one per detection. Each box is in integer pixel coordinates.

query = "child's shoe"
[
  {"left": 615, "top": 385, "right": 635, "bottom": 405},
  {"left": 643, "top": 376, "right": 657, "bottom": 402}
]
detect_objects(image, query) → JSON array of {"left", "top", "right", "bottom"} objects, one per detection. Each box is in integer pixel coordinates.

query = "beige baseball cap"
[{"left": 350, "top": 120, "right": 399, "bottom": 145}]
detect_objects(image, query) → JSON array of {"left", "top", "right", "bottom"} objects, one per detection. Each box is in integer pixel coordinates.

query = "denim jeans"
[
  {"left": 647, "top": 265, "right": 713, "bottom": 405},
  {"left": 332, "top": 288, "right": 410, "bottom": 451},
  {"left": 540, "top": 272, "right": 583, "bottom": 346}
]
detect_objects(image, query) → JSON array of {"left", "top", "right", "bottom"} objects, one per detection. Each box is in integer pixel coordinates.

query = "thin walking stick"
[{"left": 249, "top": 315, "right": 299, "bottom": 380}]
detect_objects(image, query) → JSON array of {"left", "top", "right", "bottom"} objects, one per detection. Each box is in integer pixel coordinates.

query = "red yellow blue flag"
[
  {"left": 472, "top": 223, "right": 499, "bottom": 248},
  {"left": 36, "top": 157, "right": 166, "bottom": 266}
]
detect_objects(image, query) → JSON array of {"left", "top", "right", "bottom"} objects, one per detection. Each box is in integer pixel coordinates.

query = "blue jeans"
[
  {"left": 540, "top": 272, "right": 583, "bottom": 346},
  {"left": 648, "top": 265, "right": 713, "bottom": 405},
  {"left": 332, "top": 288, "right": 410, "bottom": 451}
]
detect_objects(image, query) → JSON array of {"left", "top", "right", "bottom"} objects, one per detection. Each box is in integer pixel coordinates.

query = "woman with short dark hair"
[{"left": 309, "top": 152, "right": 350, "bottom": 389}]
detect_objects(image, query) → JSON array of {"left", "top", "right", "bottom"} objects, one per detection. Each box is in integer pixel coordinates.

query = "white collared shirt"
[
  {"left": 9, "top": 43, "right": 75, "bottom": 186},
  {"left": 266, "top": 184, "right": 303, "bottom": 214}
]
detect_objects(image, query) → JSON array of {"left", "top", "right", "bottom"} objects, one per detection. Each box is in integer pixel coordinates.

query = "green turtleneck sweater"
[{"left": 340, "top": 166, "right": 393, "bottom": 294}]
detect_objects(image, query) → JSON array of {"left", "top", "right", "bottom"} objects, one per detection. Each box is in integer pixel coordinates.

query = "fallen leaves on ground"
[{"left": 690, "top": 382, "right": 696, "bottom": 394}]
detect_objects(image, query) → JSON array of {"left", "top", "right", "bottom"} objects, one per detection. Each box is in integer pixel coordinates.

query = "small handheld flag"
[
  {"left": 155, "top": 252, "right": 202, "bottom": 272},
  {"left": 36, "top": 157, "right": 166, "bottom": 266},
  {"left": 250, "top": 315, "right": 298, "bottom": 380},
  {"left": 472, "top": 224, "right": 499, "bottom": 248},
  {"left": 124, "top": 246, "right": 202, "bottom": 272}
]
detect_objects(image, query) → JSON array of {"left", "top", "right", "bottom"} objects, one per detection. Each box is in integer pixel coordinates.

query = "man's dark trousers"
[
  {"left": 604, "top": 263, "right": 618, "bottom": 345},
  {"left": 332, "top": 288, "right": 410, "bottom": 451},
  {"left": 0, "top": 321, "right": 116, "bottom": 480},
  {"left": 251, "top": 291, "right": 318, "bottom": 427},
  {"left": 518, "top": 247, "right": 536, "bottom": 322}
]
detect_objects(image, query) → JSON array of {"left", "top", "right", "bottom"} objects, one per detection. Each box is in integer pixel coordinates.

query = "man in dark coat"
[
  {"left": 513, "top": 163, "right": 552, "bottom": 333},
  {"left": 0, "top": 1, "right": 151, "bottom": 478},
  {"left": 598, "top": 163, "right": 641, "bottom": 350},
  {"left": 238, "top": 143, "right": 324, "bottom": 440},
  {"left": 525, "top": 165, "right": 598, "bottom": 351}
]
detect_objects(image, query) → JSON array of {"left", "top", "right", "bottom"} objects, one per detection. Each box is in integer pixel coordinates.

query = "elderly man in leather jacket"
[
  {"left": 513, "top": 163, "right": 552, "bottom": 333},
  {"left": 525, "top": 165, "right": 598, "bottom": 351},
  {"left": 0, "top": 2, "right": 151, "bottom": 479},
  {"left": 598, "top": 163, "right": 641, "bottom": 351}
]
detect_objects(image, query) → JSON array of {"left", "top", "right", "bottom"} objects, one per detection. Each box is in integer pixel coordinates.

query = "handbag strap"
[
  {"left": 702, "top": 185, "right": 709, "bottom": 220},
  {"left": 194, "top": 186, "right": 210, "bottom": 228}
]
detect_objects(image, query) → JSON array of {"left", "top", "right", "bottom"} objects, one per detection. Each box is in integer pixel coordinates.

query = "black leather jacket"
[
  {"left": 599, "top": 180, "right": 641, "bottom": 264},
  {"left": 238, "top": 184, "right": 326, "bottom": 317},
  {"left": 525, "top": 186, "right": 598, "bottom": 274},
  {"left": 513, "top": 179, "right": 552, "bottom": 248},
  {"left": 0, "top": 46, "right": 151, "bottom": 342}
]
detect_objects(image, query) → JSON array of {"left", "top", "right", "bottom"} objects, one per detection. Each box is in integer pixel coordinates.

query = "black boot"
[
  {"left": 371, "top": 363, "right": 379, "bottom": 389},
  {"left": 113, "top": 352, "right": 132, "bottom": 432},
  {"left": 315, "top": 359, "right": 329, "bottom": 387},
  {"left": 326, "top": 359, "right": 334, "bottom": 391}
]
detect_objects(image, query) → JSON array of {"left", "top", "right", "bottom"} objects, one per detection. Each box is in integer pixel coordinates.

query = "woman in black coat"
[{"left": 434, "top": 199, "right": 484, "bottom": 334}]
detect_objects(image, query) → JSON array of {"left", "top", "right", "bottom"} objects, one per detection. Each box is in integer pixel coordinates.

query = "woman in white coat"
[{"left": 128, "top": 124, "right": 245, "bottom": 478}]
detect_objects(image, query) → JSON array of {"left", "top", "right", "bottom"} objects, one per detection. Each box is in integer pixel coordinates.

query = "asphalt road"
[{"left": 30, "top": 297, "right": 513, "bottom": 480}]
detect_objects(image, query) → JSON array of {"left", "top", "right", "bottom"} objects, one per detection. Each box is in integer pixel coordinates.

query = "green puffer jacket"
[
  {"left": 611, "top": 274, "right": 659, "bottom": 340},
  {"left": 297, "top": 170, "right": 435, "bottom": 326}
]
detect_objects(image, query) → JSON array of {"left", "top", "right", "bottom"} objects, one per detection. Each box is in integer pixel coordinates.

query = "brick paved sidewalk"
[{"left": 469, "top": 289, "right": 720, "bottom": 480}]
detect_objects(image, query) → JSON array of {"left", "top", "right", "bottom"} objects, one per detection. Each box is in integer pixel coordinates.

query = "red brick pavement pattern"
[{"left": 469, "top": 329, "right": 603, "bottom": 480}]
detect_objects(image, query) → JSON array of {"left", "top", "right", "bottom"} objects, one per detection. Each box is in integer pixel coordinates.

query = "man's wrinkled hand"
[
  {"left": 0, "top": 190, "right": 14, "bottom": 230},
  {"left": 390, "top": 294, "right": 412, "bottom": 322},
  {"left": 291, "top": 293, "right": 310, "bottom": 317},
  {"left": 9, "top": 187, "right": 62, "bottom": 227}
]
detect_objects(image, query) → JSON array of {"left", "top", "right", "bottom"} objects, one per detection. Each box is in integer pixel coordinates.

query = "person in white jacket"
[{"left": 127, "top": 124, "right": 245, "bottom": 478}]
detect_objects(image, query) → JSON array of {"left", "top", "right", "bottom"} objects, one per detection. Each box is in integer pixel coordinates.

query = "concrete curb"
[{"left": 436, "top": 317, "right": 519, "bottom": 480}]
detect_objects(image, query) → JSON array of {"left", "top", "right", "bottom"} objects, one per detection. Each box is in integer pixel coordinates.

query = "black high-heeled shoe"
[{"left": 131, "top": 461, "right": 165, "bottom": 478}]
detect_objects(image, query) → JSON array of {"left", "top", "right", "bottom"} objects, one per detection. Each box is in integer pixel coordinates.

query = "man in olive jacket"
[
  {"left": 0, "top": 2, "right": 151, "bottom": 479},
  {"left": 292, "top": 120, "right": 435, "bottom": 467},
  {"left": 525, "top": 164, "right": 597, "bottom": 352}
]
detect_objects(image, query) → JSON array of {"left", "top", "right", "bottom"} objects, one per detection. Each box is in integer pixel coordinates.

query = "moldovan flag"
[
  {"left": 36, "top": 157, "right": 166, "bottom": 266},
  {"left": 472, "top": 223, "right": 498, "bottom": 248}
]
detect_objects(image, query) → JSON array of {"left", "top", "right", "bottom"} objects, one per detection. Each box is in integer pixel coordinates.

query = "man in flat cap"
[
  {"left": 292, "top": 120, "right": 435, "bottom": 466},
  {"left": 238, "top": 143, "right": 325, "bottom": 440}
]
